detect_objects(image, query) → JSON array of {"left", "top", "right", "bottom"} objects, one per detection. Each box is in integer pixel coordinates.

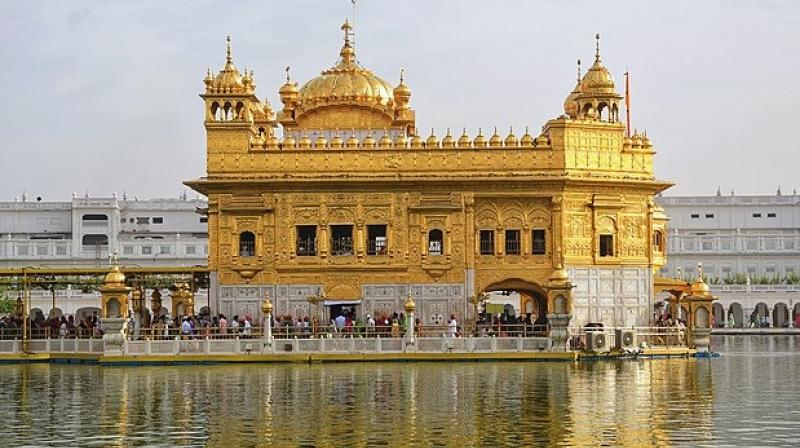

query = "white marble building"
[
  {"left": 657, "top": 191, "right": 800, "bottom": 327},
  {"left": 0, "top": 195, "right": 209, "bottom": 317},
  {"left": 0, "top": 195, "right": 208, "bottom": 268}
]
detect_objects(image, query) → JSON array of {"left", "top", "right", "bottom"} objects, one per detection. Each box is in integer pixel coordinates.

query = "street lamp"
[
  {"left": 404, "top": 295, "right": 416, "bottom": 345},
  {"left": 261, "top": 291, "right": 273, "bottom": 348},
  {"left": 131, "top": 286, "right": 144, "bottom": 339}
]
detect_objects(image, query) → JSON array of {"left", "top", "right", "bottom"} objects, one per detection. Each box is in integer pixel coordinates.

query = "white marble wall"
[{"left": 567, "top": 266, "right": 653, "bottom": 329}]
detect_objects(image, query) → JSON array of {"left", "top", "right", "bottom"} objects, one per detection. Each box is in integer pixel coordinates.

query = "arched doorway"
[
  {"left": 773, "top": 303, "right": 789, "bottom": 328},
  {"left": 712, "top": 303, "right": 725, "bottom": 328},
  {"left": 727, "top": 303, "right": 744, "bottom": 328},
  {"left": 480, "top": 278, "right": 548, "bottom": 336},
  {"left": 754, "top": 303, "right": 769, "bottom": 327}
]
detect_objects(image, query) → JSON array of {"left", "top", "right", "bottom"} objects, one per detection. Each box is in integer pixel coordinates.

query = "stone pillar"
[
  {"left": 547, "top": 314, "right": 572, "bottom": 352},
  {"left": 546, "top": 257, "right": 573, "bottom": 352},
  {"left": 101, "top": 318, "right": 129, "bottom": 356}
]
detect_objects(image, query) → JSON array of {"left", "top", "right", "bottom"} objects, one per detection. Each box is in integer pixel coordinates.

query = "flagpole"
[{"left": 624, "top": 69, "right": 631, "bottom": 138}]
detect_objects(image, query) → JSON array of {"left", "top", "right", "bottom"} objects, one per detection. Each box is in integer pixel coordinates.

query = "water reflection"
[{"left": 0, "top": 336, "right": 797, "bottom": 447}]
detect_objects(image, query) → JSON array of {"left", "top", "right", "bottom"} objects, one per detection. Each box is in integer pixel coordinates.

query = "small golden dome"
[
  {"left": 266, "top": 134, "right": 280, "bottom": 149},
  {"left": 330, "top": 132, "right": 344, "bottom": 148},
  {"left": 623, "top": 136, "right": 633, "bottom": 149},
  {"left": 690, "top": 270, "right": 711, "bottom": 296},
  {"left": 548, "top": 265, "right": 569, "bottom": 283},
  {"left": 104, "top": 265, "right": 125, "bottom": 285},
  {"left": 362, "top": 132, "right": 377, "bottom": 148},
  {"left": 346, "top": 132, "right": 360, "bottom": 148},
  {"left": 393, "top": 68, "right": 411, "bottom": 109},
  {"left": 279, "top": 80, "right": 299, "bottom": 95},
  {"left": 504, "top": 128, "right": 518, "bottom": 147},
  {"left": 404, "top": 295, "right": 416, "bottom": 313},
  {"left": 410, "top": 133, "right": 423, "bottom": 149},
  {"left": 489, "top": 127, "right": 502, "bottom": 147},
  {"left": 520, "top": 127, "right": 534, "bottom": 146},
  {"left": 378, "top": 131, "right": 393, "bottom": 148},
  {"left": 457, "top": 128, "right": 471, "bottom": 147},
  {"left": 207, "top": 36, "right": 247, "bottom": 94},
  {"left": 632, "top": 133, "right": 643, "bottom": 148},
  {"left": 282, "top": 134, "right": 296, "bottom": 148},
  {"left": 315, "top": 134, "right": 328, "bottom": 148},
  {"left": 426, "top": 129, "right": 439, "bottom": 148},
  {"left": 580, "top": 37, "right": 615, "bottom": 94},
  {"left": 298, "top": 134, "right": 312, "bottom": 149},
  {"left": 442, "top": 128, "right": 455, "bottom": 148},
  {"left": 394, "top": 132, "right": 408, "bottom": 147},
  {"left": 473, "top": 129, "right": 487, "bottom": 148},
  {"left": 534, "top": 134, "right": 549, "bottom": 148}
]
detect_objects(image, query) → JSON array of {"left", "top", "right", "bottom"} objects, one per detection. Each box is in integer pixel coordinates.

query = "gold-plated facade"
[{"left": 186, "top": 22, "right": 671, "bottom": 328}]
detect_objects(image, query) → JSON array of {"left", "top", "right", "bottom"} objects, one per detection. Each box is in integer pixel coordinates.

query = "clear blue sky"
[{"left": 1, "top": 0, "right": 797, "bottom": 199}]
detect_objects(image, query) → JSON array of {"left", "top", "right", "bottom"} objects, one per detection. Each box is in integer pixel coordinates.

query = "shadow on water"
[{"left": 0, "top": 336, "right": 797, "bottom": 447}]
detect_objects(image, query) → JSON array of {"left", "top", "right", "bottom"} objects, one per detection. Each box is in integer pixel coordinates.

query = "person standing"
[{"left": 447, "top": 314, "right": 458, "bottom": 338}]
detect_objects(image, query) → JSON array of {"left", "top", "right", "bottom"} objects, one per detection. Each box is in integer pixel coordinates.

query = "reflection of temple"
[{"left": 186, "top": 20, "right": 670, "bottom": 329}]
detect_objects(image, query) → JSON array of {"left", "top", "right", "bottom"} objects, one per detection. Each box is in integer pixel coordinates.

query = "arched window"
[
  {"left": 239, "top": 231, "right": 255, "bottom": 257},
  {"left": 428, "top": 229, "right": 443, "bottom": 255},
  {"left": 653, "top": 230, "right": 664, "bottom": 252}
]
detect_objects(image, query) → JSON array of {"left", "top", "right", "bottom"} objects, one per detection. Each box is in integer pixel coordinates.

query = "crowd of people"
[
  {"left": 0, "top": 312, "right": 105, "bottom": 339},
  {"left": 1, "top": 306, "right": 556, "bottom": 341}
]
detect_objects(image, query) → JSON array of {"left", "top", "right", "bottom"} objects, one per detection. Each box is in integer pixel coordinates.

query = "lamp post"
[
  {"left": 131, "top": 286, "right": 144, "bottom": 340},
  {"left": 261, "top": 291, "right": 273, "bottom": 348},
  {"left": 306, "top": 292, "right": 326, "bottom": 337},
  {"left": 404, "top": 295, "right": 416, "bottom": 346}
]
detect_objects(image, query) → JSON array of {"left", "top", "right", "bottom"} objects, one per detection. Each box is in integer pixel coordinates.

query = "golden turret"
[
  {"left": 362, "top": 132, "right": 377, "bottom": 148},
  {"left": 473, "top": 128, "right": 487, "bottom": 148},
  {"left": 489, "top": 127, "right": 502, "bottom": 148},
  {"left": 346, "top": 132, "right": 360, "bottom": 148},
  {"left": 457, "top": 128, "right": 471, "bottom": 147},
  {"left": 410, "top": 133, "right": 423, "bottom": 149},
  {"left": 504, "top": 127, "right": 518, "bottom": 147},
  {"left": 442, "top": 128, "right": 456, "bottom": 148},
  {"left": 378, "top": 130, "right": 393, "bottom": 148},
  {"left": 315, "top": 133, "right": 328, "bottom": 148},
  {"left": 426, "top": 128, "right": 440, "bottom": 148},
  {"left": 520, "top": 126, "right": 534, "bottom": 146},
  {"left": 330, "top": 131, "right": 344, "bottom": 148}
]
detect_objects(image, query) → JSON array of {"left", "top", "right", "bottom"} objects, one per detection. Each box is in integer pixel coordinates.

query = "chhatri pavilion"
[{"left": 185, "top": 20, "right": 671, "bottom": 330}]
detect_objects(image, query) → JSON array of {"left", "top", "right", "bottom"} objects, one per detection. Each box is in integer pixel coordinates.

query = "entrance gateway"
[{"left": 186, "top": 19, "right": 673, "bottom": 332}]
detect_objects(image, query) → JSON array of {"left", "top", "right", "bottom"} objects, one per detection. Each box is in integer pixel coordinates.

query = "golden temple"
[{"left": 185, "top": 21, "right": 672, "bottom": 330}]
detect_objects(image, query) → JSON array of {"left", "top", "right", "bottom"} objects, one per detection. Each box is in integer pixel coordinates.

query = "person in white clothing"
[{"left": 447, "top": 314, "right": 458, "bottom": 338}]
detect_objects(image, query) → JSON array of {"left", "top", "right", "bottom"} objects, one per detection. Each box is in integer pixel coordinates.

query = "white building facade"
[
  {"left": 0, "top": 196, "right": 209, "bottom": 317},
  {"left": 658, "top": 192, "right": 800, "bottom": 327}
]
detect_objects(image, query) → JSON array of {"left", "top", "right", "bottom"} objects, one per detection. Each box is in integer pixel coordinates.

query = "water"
[{"left": 0, "top": 336, "right": 797, "bottom": 447}]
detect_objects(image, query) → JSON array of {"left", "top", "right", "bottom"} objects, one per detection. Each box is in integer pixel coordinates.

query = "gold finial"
[
  {"left": 285, "top": 66, "right": 291, "bottom": 83},
  {"left": 577, "top": 59, "right": 582, "bottom": 82},
  {"left": 341, "top": 19, "right": 353, "bottom": 44},
  {"left": 399, "top": 67, "right": 405, "bottom": 84},
  {"left": 226, "top": 35, "right": 233, "bottom": 64},
  {"left": 697, "top": 262, "right": 703, "bottom": 279},
  {"left": 595, "top": 33, "right": 601, "bottom": 61}
]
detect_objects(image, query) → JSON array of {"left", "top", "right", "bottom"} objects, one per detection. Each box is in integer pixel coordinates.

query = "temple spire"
[
  {"left": 595, "top": 33, "right": 601, "bottom": 62},
  {"left": 226, "top": 35, "right": 233, "bottom": 64}
]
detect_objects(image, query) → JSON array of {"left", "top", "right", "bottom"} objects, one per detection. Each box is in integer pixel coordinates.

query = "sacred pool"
[{"left": 0, "top": 336, "right": 796, "bottom": 447}]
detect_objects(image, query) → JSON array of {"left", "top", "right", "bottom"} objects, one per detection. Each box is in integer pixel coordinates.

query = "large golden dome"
[{"left": 285, "top": 20, "right": 400, "bottom": 130}]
